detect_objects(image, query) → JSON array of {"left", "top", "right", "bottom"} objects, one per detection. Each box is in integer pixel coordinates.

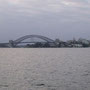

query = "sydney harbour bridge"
[{"left": 6, "top": 35, "right": 56, "bottom": 47}]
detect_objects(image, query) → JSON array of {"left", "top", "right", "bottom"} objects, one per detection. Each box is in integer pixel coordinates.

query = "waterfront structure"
[
  {"left": 8, "top": 35, "right": 56, "bottom": 47},
  {"left": 0, "top": 35, "right": 90, "bottom": 48}
]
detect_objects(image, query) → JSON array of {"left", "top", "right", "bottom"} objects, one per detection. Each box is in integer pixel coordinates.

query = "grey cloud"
[{"left": 0, "top": 0, "right": 90, "bottom": 42}]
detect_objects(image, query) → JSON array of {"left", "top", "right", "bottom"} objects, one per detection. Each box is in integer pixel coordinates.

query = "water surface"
[{"left": 0, "top": 48, "right": 90, "bottom": 90}]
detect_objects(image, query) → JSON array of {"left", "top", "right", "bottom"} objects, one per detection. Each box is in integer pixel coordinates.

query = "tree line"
[
  {"left": 0, "top": 38, "right": 90, "bottom": 48},
  {"left": 25, "top": 38, "right": 90, "bottom": 48}
]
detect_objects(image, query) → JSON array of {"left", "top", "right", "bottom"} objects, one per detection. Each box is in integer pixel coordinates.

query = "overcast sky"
[{"left": 0, "top": 0, "right": 90, "bottom": 42}]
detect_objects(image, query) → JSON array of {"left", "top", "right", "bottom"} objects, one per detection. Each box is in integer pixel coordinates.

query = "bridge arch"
[{"left": 10, "top": 35, "right": 56, "bottom": 47}]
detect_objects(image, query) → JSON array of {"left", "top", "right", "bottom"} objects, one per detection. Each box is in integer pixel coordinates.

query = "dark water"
[{"left": 0, "top": 48, "right": 90, "bottom": 90}]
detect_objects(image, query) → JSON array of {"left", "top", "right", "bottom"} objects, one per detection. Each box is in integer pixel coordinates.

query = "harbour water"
[{"left": 0, "top": 48, "right": 90, "bottom": 90}]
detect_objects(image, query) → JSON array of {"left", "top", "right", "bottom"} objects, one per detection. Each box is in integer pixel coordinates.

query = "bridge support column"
[{"left": 9, "top": 40, "right": 15, "bottom": 47}]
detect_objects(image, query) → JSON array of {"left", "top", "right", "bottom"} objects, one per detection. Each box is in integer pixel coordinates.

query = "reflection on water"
[{"left": 0, "top": 48, "right": 90, "bottom": 90}]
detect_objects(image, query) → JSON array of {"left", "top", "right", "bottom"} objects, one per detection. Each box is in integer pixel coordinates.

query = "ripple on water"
[{"left": 0, "top": 85, "right": 9, "bottom": 88}]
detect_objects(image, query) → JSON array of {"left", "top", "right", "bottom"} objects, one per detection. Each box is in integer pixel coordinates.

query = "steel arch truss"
[{"left": 14, "top": 35, "right": 54, "bottom": 43}]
